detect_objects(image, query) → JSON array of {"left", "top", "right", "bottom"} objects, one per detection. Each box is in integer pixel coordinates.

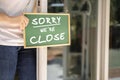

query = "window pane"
[{"left": 109, "top": 0, "right": 120, "bottom": 79}]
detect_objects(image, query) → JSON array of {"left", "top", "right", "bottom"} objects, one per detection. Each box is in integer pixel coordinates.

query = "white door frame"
[
  {"left": 37, "top": 0, "right": 48, "bottom": 80},
  {"left": 96, "top": 0, "right": 110, "bottom": 80}
]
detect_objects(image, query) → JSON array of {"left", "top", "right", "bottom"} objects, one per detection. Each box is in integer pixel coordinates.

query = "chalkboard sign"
[{"left": 24, "top": 13, "right": 70, "bottom": 48}]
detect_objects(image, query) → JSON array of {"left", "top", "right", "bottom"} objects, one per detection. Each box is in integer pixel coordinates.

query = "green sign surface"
[{"left": 24, "top": 13, "right": 70, "bottom": 48}]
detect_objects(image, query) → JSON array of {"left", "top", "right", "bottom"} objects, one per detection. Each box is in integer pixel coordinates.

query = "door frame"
[
  {"left": 37, "top": 0, "right": 48, "bottom": 80},
  {"left": 96, "top": 0, "right": 110, "bottom": 80}
]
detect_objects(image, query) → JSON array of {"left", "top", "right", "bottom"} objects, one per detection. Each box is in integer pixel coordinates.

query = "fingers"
[{"left": 20, "top": 16, "right": 29, "bottom": 30}]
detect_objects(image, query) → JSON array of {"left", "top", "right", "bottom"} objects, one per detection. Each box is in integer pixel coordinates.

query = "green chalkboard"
[{"left": 24, "top": 13, "right": 70, "bottom": 48}]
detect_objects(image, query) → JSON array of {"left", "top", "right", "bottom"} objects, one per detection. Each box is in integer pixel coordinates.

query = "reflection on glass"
[
  {"left": 48, "top": 0, "right": 64, "bottom": 13},
  {"left": 47, "top": 0, "right": 98, "bottom": 80},
  {"left": 47, "top": 47, "right": 64, "bottom": 80},
  {"left": 68, "top": 0, "right": 98, "bottom": 80},
  {"left": 47, "top": 0, "right": 64, "bottom": 80},
  {"left": 70, "top": 15, "right": 82, "bottom": 52},
  {"left": 67, "top": 0, "right": 83, "bottom": 79},
  {"left": 109, "top": 0, "right": 120, "bottom": 80}
]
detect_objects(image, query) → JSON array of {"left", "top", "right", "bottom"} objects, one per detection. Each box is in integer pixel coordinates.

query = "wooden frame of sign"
[{"left": 24, "top": 13, "right": 70, "bottom": 48}]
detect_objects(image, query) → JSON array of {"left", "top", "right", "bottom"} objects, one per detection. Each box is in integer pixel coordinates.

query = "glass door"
[
  {"left": 68, "top": 0, "right": 99, "bottom": 80},
  {"left": 47, "top": 1, "right": 65, "bottom": 80},
  {"left": 109, "top": 0, "right": 120, "bottom": 80},
  {"left": 47, "top": 0, "right": 111, "bottom": 80}
]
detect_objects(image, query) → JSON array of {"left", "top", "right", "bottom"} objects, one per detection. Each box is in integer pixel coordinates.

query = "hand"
[
  {"left": 0, "top": 13, "right": 29, "bottom": 30},
  {"left": 11, "top": 14, "right": 29, "bottom": 30}
]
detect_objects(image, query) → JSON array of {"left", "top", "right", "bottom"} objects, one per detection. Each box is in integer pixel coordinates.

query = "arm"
[{"left": 0, "top": 13, "right": 29, "bottom": 30}]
